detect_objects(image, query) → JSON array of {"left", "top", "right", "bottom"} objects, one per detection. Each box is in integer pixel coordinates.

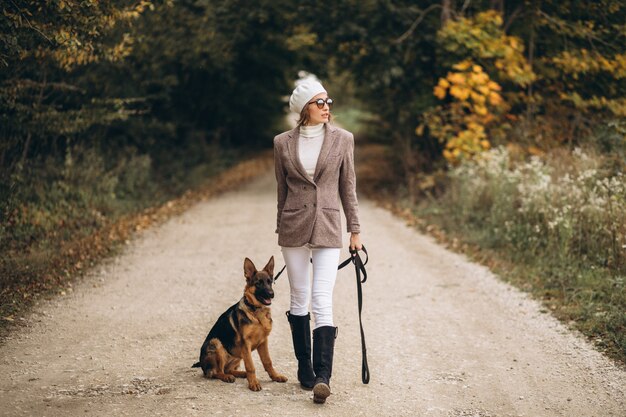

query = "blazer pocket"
[
  {"left": 320, "top": 207, "right": 341, "bottom": 231},
  {"left": 280, "top": 208, "right": 308, "bottom": 236}
]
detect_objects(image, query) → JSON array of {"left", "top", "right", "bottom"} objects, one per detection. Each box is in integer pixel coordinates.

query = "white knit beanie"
[{"left": 289, "top": 80, "right": 327, "bottom": 114}]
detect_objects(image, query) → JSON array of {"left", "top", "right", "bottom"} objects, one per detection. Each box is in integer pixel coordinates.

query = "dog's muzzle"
[{"left": 257, "top": 288, "right": 274, "bottom": 306}]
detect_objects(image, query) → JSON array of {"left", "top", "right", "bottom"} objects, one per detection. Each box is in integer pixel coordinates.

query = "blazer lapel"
[
  {"left": 286, "top": 126, "right": 316, "bottom": 185},
  {"left": 313, "top": 124, "right": 338, "bottom": 182}
]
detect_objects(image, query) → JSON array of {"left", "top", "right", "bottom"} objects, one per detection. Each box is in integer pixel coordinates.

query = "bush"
[
  {"left": 421, "top": 146, "right": 626, "bottom": 360},
  {"left": 1, "top": 145, "right": 153, "bottom": 255},
  {"left": 446, "top": 147, "right": 625, "bottom": 271},
  {"left": 0, "top": 137, "right": 239, "bottom": 256}
]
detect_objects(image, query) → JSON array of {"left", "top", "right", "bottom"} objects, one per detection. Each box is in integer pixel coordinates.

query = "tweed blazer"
[{"left": 274, "top": 124, "right": 360, "bottom": 248}]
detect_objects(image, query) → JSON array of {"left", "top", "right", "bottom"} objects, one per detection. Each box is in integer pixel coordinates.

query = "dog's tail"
[{"left": 191, "top": 361, "right": 201, "bottom": 368}]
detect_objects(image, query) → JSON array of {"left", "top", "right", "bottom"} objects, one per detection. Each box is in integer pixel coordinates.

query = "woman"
[{"left": 273, "top": 79, "right": 362, "bottom": 404}]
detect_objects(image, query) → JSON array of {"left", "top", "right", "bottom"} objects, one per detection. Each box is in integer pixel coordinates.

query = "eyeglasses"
[{"left": 307, "top": 98, "right": 334, "bottom": 109}]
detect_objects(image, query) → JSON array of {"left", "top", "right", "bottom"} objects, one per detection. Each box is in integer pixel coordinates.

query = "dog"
[{"left": 192, "top": 256, "right": 287, "bottom": 391}]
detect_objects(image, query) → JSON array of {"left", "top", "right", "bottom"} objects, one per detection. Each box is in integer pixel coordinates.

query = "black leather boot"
[
  {"left": 286, "top": 312, "right": 315, "bottom": 389},
  {"left": 312, "top": 325, "right": 337, "bottom": 404}
]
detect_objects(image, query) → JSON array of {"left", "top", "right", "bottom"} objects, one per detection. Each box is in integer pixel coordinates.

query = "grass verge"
[{"left": 356, "top": 142, "right": 626, "bottom": 366}]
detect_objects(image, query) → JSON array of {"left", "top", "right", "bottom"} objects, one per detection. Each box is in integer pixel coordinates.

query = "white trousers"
[{"left": 281, "top": 246, "right": 341, "bottom": 329}]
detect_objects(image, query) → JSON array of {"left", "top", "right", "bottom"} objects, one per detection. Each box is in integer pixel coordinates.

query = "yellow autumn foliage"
[
  {"left": 28, "top": 0, "right": 154, "bottom": 71},
  {"left": 477, "top": 85, "right": 490, "bottom": 96},
  {"left": 474, "top": 104, "right": 488, "bottom": 116},
  {"left": 552, "top": 50, "right": 626, "bottom": 79},
  {"left": 471, "top": 92, "right": 486, "bottom": 105},
  {"left": 426, "top": 58, "right": 509, "bottom": 164},
  {"left": 434, "top": 86, "right": 447, "bottom": 100},
  {"left": 488, "top": 92, "right": 503, "bottom": 106},
  {"left": 450, "top": 85, "right": 471, "bottom": 100},
  {"left": 453, "top": 60, "right": 473, "bottom": 71},
  {"left": 561, "top": 93, "right": 626, "bottom": 117},
  {"left": 423, "top": 9, "right": 540, "bottom": 164},
  {"left": 447, "top": 72, "right": 466, "bottom": 85},
  {"left": 469, "top": 71, "right": 489, "bottom": 86},
  {"left": 487, "top": 81, "right": 502, "bottom": 91},
  {"left": 439, "top": 11, "right": 536, "bottom": 87}
]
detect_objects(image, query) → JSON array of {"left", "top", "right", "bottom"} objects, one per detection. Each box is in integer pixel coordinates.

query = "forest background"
[{"left": 1, "top": 1, "right": 625, "bottom": 363}]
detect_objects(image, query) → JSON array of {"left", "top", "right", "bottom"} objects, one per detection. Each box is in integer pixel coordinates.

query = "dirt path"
[{"left": 0, "top": 170, "right": 624, "bottom": 417}]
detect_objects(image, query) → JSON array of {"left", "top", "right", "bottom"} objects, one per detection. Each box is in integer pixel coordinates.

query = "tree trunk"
[
  {"left": 20, "top": 70, "right": 47, "bottom": 167},
  {"left": 441, "top": 0, "right": 452, "bottom": 25},
  {"left": 525, "top": 7, "right": 536, "bottom": 138}
]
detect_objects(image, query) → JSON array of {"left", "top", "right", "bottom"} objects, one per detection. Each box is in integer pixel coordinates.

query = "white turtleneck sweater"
[{"left": 298, "top": 123, "right": 325, "bottom": 180}]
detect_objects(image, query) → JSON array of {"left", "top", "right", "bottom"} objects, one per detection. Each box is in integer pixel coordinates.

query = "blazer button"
[
  {"left": 304, "top": 204, "right": 307, "bottom": 208},
  {"left": 313, "top": 203, "right": 317, "bottom": 207}
]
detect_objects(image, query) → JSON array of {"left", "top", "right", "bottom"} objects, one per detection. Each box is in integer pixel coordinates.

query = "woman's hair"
[{"left": 296, "top": 104, "right": 333, "bottom": 127}]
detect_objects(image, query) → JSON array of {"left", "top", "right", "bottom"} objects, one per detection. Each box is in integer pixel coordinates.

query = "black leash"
[
  {"left": 344, "top": 245, "right": 370, "bottom": 384},
  {"left": 274, "top": 245, "right": 370, "bottom": 384},
  {"left": 274, "top": 264, "right": 287, "bottom": 280}
]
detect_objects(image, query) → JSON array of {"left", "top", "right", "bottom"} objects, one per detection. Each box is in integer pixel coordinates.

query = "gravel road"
[{"left": 0, "top": 169, "right": 624, "bottom": 417}]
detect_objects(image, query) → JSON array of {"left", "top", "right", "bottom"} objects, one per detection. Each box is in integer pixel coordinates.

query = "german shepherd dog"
[{"left": 192, "top": 256, "right": 287, "bottom": 391}]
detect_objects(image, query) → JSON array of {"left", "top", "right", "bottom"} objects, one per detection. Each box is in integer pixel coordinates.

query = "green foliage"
[
  {"left": 0, "top": 1, "right": 152, "bottom": 216},
  {"left": 513, "top": 0, "right": 626, "bottom": 141},
  {"left": 2, "top": 143, "right": 159, "bottom": 252},
  {"left": 122, "top": 0, "right": 298, "bottom": 148},
  {"left": 1, "top": 0, "right": 149, "bottom": 69},
  {"left": 1, "top": 1, "right": 151, "bottom": 266}
]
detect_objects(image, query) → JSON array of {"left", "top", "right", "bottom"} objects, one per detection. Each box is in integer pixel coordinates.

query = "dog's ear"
[
  {"left": 243, "top": 258, "right": 257, "bottom": 281},
  {"left": 262, "top": 256, "right": 275, "bottom": 276}
]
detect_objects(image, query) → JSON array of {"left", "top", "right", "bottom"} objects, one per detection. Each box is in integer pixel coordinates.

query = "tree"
[{"left": 0, "top": 0, "right": 152, "bottom": 170}]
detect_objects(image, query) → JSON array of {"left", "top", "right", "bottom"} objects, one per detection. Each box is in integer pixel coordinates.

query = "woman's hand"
[{"left": 349, "top": 232, "right": 362, "bottom": 252}]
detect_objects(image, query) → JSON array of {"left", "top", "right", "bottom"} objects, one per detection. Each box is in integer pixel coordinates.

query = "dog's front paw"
[
  {"left": 248, "top": 379, "right": 262, "bottom": 391},
  {"left": 215, "top": 373, "right": 236, "bottom": 383},
  {"left": 271, "top": 373, "right": 288, "bottom": 383}
]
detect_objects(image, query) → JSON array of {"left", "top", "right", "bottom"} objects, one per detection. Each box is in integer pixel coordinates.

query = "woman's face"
[{"left": 306, "top": 92, "right": 331, "bottom": 125}]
